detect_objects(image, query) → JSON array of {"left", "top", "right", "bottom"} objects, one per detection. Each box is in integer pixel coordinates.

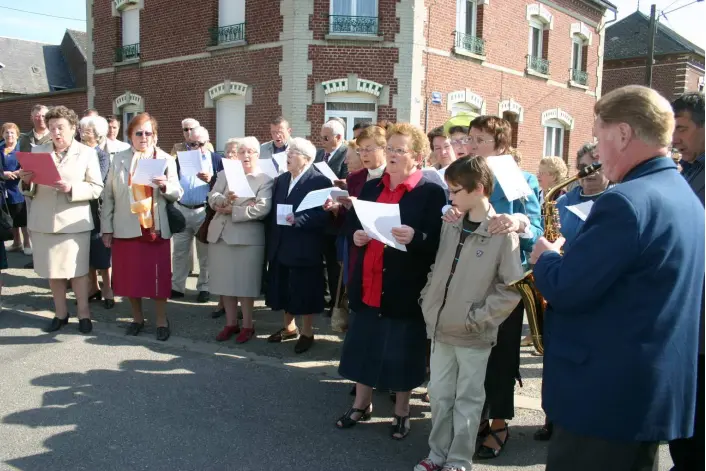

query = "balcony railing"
[
  {"left": 527, "top": 55, "right": 550, "bottom": 75},
  {"left": 115, "top": 43, "right": 140, "bottom": 62},
  {"left": 454, "top": 31, "right": 486, "bottom": 56},
  {"left": 571, "top": 68, "right": 588, "bottom": 85},
  {"left": 208, "top": 23, "right": 246, "bottom": 46},
  {"left": 329, "top": 15, "right": 378, "bottom": 35}
]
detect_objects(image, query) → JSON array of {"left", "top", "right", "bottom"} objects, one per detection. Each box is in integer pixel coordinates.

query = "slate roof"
[
  {"left": 605, "top": 11, "right": 705, "bottom": 61},
  {"left": 0, "top": 29, "right": 86, "bottom": 95}
]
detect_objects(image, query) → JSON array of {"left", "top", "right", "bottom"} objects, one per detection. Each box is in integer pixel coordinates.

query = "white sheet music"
[
  {"left": 566, "top": 200, "right": 594, "bottom": 221},
  {"left": 486, "top": 155, "right": 533, "bottom": 202},
  {"left": 314, "top": 162, "right": 339, "bottom": 183},
  {"left": 296, "top": 187, "right": 335, "bottom": 212},
  {"left": 277, "top": 204, "right": 293, "bottom": 226},
  {"left": 222, "top": 159, "right": 256, "bottom": 198},
  {"left": 258, "top": 159, "right": 279, "bottom": 179},
  {"left": 177, "top": 150, "right": 204, "bottom": 177},
  {"left": 352, "top": 199, "right": 407, "bottom": 252},
  {"left": 132, "top": 159, "right": 168, "bottom": 186}
]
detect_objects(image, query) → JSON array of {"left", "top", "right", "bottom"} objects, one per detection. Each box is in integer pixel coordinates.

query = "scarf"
[{"left": 128, "top": 148, "right": 156, "bottom": 231}]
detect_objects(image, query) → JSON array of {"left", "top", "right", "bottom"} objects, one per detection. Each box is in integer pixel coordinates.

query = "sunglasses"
[
  {"left": 135, "top": 131, "right": 154, "bottom": 137},
  {"left": 183, "top": 127, "right": 195, "bottom": 132},
  {"left": 189, "top": 141, "right": 207, "bottom": 148}
]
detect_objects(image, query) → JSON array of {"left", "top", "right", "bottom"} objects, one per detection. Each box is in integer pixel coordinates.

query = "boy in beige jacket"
[{"left": 415, "top": 156, "right": 524, "bottom": 471}]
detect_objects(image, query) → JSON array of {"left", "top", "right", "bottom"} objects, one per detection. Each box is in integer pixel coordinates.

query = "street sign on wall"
[{"left": 431, "top": 92, "right": 442, "bottom": 105}]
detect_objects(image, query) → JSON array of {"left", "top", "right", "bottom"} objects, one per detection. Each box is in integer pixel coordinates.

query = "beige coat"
[
  {"left": 420, "top": 207, "right": 524, "bottom": 348},
  {"left": 101, "top": 147, "right": 183, "bottom": 239},
  {"left": 207, "top": 170, "right": 273, "bottom": 246},
  {"left": 23, "top": 140, "right": 103, "bottom": 234}
]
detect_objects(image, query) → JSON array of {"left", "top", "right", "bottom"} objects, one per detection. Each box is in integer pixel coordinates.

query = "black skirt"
[
  {"left": 7, "top": 202, "right": 27, "bottom": 228},
  {"left": 266, "top": 262, "right": 325, "bottom": 316},
  {"left": 338, "top": 306, "right": 427, "bottom": 392},
  {"left": 89, "top": 231, "right": 111, "bottom": 270}
]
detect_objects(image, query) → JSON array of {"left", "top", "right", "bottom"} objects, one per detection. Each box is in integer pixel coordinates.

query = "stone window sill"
[
  {"left": 325, "top": 34, "right": 383, "bottom": 42},
  {"left": 526, "top": 68, "right": 550, "bottom": 80},
  {"left": 206, "top": 40, "right": 248, "bottom": 52},
  {"left": 452, "top": 47, "right": 486, "bottom": 62},
  {"left": 113, "top": 58, "right": 140, "bottom": 67},
  {"left": 569, "top": 81, "right": 589, "bottom": 90}
]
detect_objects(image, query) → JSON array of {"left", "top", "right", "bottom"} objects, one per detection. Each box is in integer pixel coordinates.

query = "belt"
[{"left": 177, "top": 202, "right": 206, "bottom": 210}]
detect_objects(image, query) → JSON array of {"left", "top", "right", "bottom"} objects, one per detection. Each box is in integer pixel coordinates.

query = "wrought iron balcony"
[
  {"left": 329, "top": 15, "right": 378, "bottom": 35},
  {"left": 115, "top": 43, "right": 140, "bottom": 62},
  {"left": 454, "top": 31, "right": 486, "bottom": 56},
  {"left": 571, "top": 68, "right": 588, "bottom": 85},
  {"left": 208, "top": 22, "right": 246, "bottom": 46},
  {"left": 527, "top": 55, "right": 550, "bottom": 75}
]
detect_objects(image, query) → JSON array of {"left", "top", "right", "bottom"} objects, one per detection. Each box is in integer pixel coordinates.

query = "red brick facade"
[{"left": 0, "top": 89, "right": 87, "bottom": 133}]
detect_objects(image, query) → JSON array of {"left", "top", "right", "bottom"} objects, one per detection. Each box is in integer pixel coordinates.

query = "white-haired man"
[
  {"left": 171, "top": 126, "right": 223, "bottom": 303},
  {"left": 170, "top": 118, "right": 215, "bottom": 156}
]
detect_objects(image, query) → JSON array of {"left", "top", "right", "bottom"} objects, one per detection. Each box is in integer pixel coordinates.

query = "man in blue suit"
[{"left": 531, "top": 85, "right": 705, "bottom": 470}]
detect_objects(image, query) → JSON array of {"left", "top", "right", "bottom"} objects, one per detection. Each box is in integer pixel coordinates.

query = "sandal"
[
  {"left": 335, "top": 404, "right": 372, "bottom": 429},
  {"left": 390, "top": 414, "right": 410, "bottom": 440},
  {"left": 476, "top": 424, "right": 510, "bottom": 460}
]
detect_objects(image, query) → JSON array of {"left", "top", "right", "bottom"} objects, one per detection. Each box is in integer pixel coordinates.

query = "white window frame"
[
  {"left": 528, "top": 18, "right": 544, "bottom": 58},
  {"left": 324, "top": 93, "right": 377, "bottom": 141},
  {"left": 543, "top": 120, "right": 565, "bottom": 158},
  {"left": 571, "top": 36, "right": 584, "bottom": 71},
  {"left": 121, "top": 106, "right": 138, "bottom": 142},
  {"left": 456, "top": 0, "right": 478, "bottom": 37}
]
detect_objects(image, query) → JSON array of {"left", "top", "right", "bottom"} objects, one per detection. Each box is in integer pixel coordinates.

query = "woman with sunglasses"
[{"left": 101, "top": 113, "right": 183, "bottom": 341}]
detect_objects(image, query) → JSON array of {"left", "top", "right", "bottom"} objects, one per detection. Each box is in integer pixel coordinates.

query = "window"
[
  {"left": 216, "top": 95, "right": 245, "bottom": 152},
  {"left": 325, "top": 94, "right": 377, "bottom": 140},
  {"left": 212, "top": 0, "right": 246, "bottom": 45},
  {"left": 451, "top": 102, "right": 479, "bottom": 119},
  {"left": 330, "top": 0, "right": 378, "bottom": 34},
  {"left": 529, "top": 19, "right": 543, "bottom": 59},
  {"left": 122, "top": 110, "right": 136, "bottom": 141},
  {"left": 570, "top": 36, "right": 588, "bottom": 85},
  {"left": 544, "top": 121, "right": 564, "bottom": 158},
  {"left": 456, "top": 0, "right": 477, "bottom": 38},
  {"left": 119, "top": 7, "right": 140, "bottom": 61}
]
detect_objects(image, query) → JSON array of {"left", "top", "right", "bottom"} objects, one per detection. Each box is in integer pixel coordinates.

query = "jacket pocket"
[
  {"left": 547, "top": 338, "right": 589, "bottom": 365},
  {"left": 464, "top": 301, "right": 484, "bottom": 333}
]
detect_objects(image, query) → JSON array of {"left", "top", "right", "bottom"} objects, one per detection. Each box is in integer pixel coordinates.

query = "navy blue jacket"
[
  {"left": 267, "top": 165, "right": 332, "bottom": 267},
  {"left": 534, "top": 157, "right": 705, "bottom": 442},
  {"left": 0, "top": 144, "right": 25, "bottom": 204},
  {"left": 347, "top": 172, "right": 446, "bottom": 320}
]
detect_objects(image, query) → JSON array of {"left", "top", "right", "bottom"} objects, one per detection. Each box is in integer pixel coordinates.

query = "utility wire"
[
  {"left": 0, "top": 5, "right": 85, "bottom": 22},
  {"left": 663, "top": 0, "right": 702, "bottom": 15}
]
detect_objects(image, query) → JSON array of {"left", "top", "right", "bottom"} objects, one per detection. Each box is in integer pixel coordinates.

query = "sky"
[{"left": 0, "top": 0, "right": 702, "bottom": 48}]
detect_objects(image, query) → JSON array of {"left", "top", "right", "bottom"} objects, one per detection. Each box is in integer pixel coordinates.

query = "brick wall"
[
  {"left": 685, "top": 62, "right": 705, "bottom": 93},
  {"left": 0, "top": 89, "right": 87, "bottom": 133}
]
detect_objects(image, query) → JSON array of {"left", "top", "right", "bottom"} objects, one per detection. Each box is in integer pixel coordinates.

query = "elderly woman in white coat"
[
  {"left": 101, "top": 113, "right": 183, "bottom": 341},
  {"left": 209, "top": 137, "right": 273, "bottom": 344},
  {"left": 18, "top": 105, "right": 103, "bottom": 334}
]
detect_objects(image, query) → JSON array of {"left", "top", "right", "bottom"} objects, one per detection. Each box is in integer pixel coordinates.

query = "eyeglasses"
[
  {"left": 357, "top": 146, "right": 382, "bottom": 155},
  {"left": 321, "top": 135, "right": 331, "bottom": 142},
  {"left": 385, "top": 147, "right": 411, "bottom": 156},
  {"left": 189, "top": 141, "right": 207, "bottom": 148},
  {"left": 135, "top": 131, "right": 154, "bottom": 137},
  {"left": 183, "top": 127, "right": 195, "bottom": 132},
  {"left": 466, "top": 137, "right": 495, "bottom": 145}
]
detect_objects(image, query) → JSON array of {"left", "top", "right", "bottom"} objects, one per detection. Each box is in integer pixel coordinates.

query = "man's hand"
[
  {"left": 333, "top": 179, "right": 348, "bottom": 190},
  {"left": 336, "top": 195, "right": 356, "bottom": 210},
  {"left": 530, "top": 236, "right": 565, "bottom": 264},
  {"left": 3, "top": 171, "right": 18, "bottom": 180},
  {"left": 285, "top": 213, "right": 295, "bottom": 225},
  {"left": 353, "top": 230, "right": 371, "bottom": 247},
  {"left": 226, "top": 191, "right": 238, "bottom": 203},
  {"left": 197, "top": 171, "right": 211, "bottom": 183},
  {"left": 488, "top": 214, "right": 522, "bottom": 235}
]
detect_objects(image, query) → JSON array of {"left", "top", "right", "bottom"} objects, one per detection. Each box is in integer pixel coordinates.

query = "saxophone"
[{"left": 511, "top": 162, "right": 602, "bottom": 355}]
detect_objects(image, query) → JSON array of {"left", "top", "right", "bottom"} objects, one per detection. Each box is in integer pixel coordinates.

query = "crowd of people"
[{"left": 0, "top": 85, "right": 703, "bottom": 471}]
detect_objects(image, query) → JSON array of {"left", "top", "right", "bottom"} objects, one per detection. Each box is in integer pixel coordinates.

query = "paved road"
[{"left": 1, "top": 249, "right": 674, "bottom": 470}]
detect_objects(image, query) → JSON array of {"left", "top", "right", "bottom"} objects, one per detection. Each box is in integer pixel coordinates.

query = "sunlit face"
[
  {"left": 536, "top": 164, "right": 557, "bottom": 191},
  {"left": 286, "top": 149, "right": 309, "bottom": 174},
  {"left": 107, "top": 120, "right": 120, "bottom": 140},
  {"left": 2, "top": 128, "right": 18, "bottom": 147},
  {"left": 320, "top": 126, "right": 337, "bottom": 153},
  {"left": 578, "top": 149, "right": 609, "bottom": 194},
  {"left": 131, "top": 120, "right": 156, "bottom": 152},
  {"left": 385, "top": 134, "right": 420, "bottom": 177},
  {"left": 593, "top": 117, "right": 629, "bottom": 182},
  {"left": 237, "top": 144, "right": 259, "bottom": 173},
  {"left": 345, "top": 147, "right": 364, "bottom": 173},
  {"left": 357, "top": 137, "right": 385, "bottom": 170},
  {"left": 190, "top": 132, "right": 209, "bottom": 155},
  {"left": 79, "top": 125, "right": 97, "bottom": 147},
  {"left": 48, "top": 118, "right": 75, "bottom": 151},
  {"left": 32, "top": 108, "right": 47, "bottom": 131},
  {"left": 270, "top": 123, "right": 291, "bottom": 148},
  {"left": 182, "top": 122, "right": 197, "bottom": 141},
  {"left": 450, "top": 131, "right": 468, "bottom": 158},
  {"left": 432, "top": 136, "right": 456, "bottom": 168},
  {"left": 466, "top": 128, "right": 497, "bottom": 158},
  {"left": 672, "top": 112, "right": 705, "bottom": 163},
  {"left": 448, "top": 181, "right": 484, "bottom": 213},
  {"left": 225, "top": 143, "right": 238, "bottom": 160}
]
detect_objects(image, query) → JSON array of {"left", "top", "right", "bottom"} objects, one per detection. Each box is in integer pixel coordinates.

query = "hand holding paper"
[
  {"left": 132, "top": 159, "right": 168, "bottom": 186},
  {"left": 352, "top": 199, "right": 407, "bottom": 252},
  {"left": 222, "top": 159, "right": 256, "bottom": 198},
  {"left": 177, "top": 150, "right": 204, "bottom": 177},
  {"left": 15, "top": 152, "right": 61, "bottom": 186},
  {"left": 296, "top": 187, "right": 350, "bottom": 212},
  {"left": 277, "top": 204, "right": 293, "bottom": 226}
]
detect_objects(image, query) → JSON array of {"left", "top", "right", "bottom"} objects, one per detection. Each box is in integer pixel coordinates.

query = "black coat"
[
  {"left": 267, "top": 165, "right": 333, "bottom": 266},
  {"left": 315, "top": 146, "right": 348, "bottom": 179},
  {"left": 347, "top": 173, "right": 446, "bottom": 320}
]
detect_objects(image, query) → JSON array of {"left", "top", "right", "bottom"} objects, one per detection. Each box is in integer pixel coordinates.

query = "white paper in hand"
[
  {"left": 486, "top": 155, "right": 533, "bottom": 202},
  {"left": 296, "top": 187, "right": 335, "bottom": 212},
  {"left": 331, "top": 189, "right": 349, "bottom": 200},
  {"left": 566, "top": 200, "right": 594, "bottom": 221},
  {"left": 314, "top": 162, "right": 338, "bottom": 183},
  {"left": 258, "top": 159, "right": 279, "bottom": 179},
  {"left": 352, "top": 199, "right": 407, "bottom": 252},
  {"left": 222, "top": 159, "right": 256, "bottom": 198},
  {"left": 177, "top": 150, "right": 204, "bottom": 177},
  {"left": 272, "top": 152, "right": 288, "bottom": 173},
  {"left": 277, "top": 204, "right": 293, "bottom": 226},
  {"left": 132, "top": 159, "right": 168, "bottom": 186}
]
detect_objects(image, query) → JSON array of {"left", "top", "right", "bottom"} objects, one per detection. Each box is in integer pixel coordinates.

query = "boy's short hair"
[
  {"left": 448, "top": 125, "right": 469, "bottom": 135},
  {"left": 444, "top": 156, "right": 494, "bottom": 197}
]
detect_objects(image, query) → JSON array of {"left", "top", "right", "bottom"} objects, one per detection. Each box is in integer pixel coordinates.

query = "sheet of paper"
[
  {"left": 271, "top": 152, "right": 288, "bottom": 173},
  {"left": 177, "top": 150, "right": 204, "bottom": 177},
  {"left": 222, "top": 158, "right": 256, "bottom": 198},
  {"left": 352, "top": 199, "right": 407, "bottom": 252},
  {"left": 296, "top": 187, "right": 336, "bottom": 212},
  {"left": 314, "top": 162, "right": 339, "bottom": 183},
  {"left": 331, "top": 189, "right": 349, "bottom": 200},
  {"left": 486, "top": 155, "right": 533, "bottom": 202},
  {"left": 566, "top": 200, "right": 594, "bottom": 221},
  {"left": 131, "top": 158, "right": 168, "bottom": 186},
  {"left": 277, "top": 204, "right": 293, "bottom": 226},
  {"left": 258, "top": 159, "right": 279, "bottom": 179},
  {"left": 15, "top": 152, "right": 62, "bottom": 186}
]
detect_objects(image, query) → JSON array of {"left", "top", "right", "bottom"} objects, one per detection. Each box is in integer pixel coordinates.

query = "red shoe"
[
  {"left": 216, "top": 324, "right": 240, "bottom": 341},
  {"left": 235, "top": 327, "right": 255, "bottom": 344}
]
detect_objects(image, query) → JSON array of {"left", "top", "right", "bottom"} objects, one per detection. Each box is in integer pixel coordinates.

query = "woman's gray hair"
[
  {"left": 288, "top": 137, "right": 317, "bottom": 161},
  {"left": 239, "top": 136, "right": 261, "bottom": 153},
  {"left": 79, "top": 115, "right": 109, "bottom": 145},
  {"left": 576, "top": 142, "right": 597, "bottom": 162},
  {"left": 224, "top": 138, "right": 241, "bottom": 153}
]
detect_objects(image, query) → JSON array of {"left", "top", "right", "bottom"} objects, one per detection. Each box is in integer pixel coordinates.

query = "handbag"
[
  {"left": 0, "top": 199, "right": 13, "bottom": 242},
  {"left": 160, "top": 160, "right": 186, "bottom": 234},
  {"left": 196, "top": 205, "right": 215, "bottom": 244}
]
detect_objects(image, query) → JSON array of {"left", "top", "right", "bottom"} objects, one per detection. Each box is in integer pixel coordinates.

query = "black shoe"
[
  {"left": 170, "top": 290, "right": 185, "bottom": 299},
  {"left": 533, "top": 422, "right": 553, "bottom": 441},
  {"left": 294, "top": 334, "right": 314, "bottom": 354},
  {"left": 211, "top": 307, "right": 226, "bottom": 319},
  {"left": 44, "top": 316, "right": 69, "bottom": 332},
  {"left": 78, "top": 318, "right": 93, "bottom": 334},
  {"left": 88, "top": 291, "right": 102, "bottom": 302},
  {"left": 24, "top": 261, "right": 34, "bottom": 269},
  {"left": 196, "top": 291, "right": 210, "bottom": 303},
  {"left": 103, "top": 299, "right": 116, "bottom": 309},
  {"left": 156, "top": 320, "right": 171, "bottom": 341},
  {"left": 125, "top": 321, "right": 144, "bottom": 336}
]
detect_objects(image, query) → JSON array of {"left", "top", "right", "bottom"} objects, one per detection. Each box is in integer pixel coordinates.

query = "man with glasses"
[
  {"left": 170, "top": 118, "right": 215, "bottom": 156},
  {"left": 260, "top": 116, "right": 292, "bottom": 172},
  {"left": 170, "top": 126, "right": 222, "bottom": 303}
]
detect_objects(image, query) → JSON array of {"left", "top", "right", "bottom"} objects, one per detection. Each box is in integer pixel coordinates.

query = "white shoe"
[{"left": 23, "top": 247, "right": 32, "bottom": 256}]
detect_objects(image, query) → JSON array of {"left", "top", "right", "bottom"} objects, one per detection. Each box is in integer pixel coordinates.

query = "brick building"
[
  {"left": 602, "top": 11, "right": 705, "bottom": 102},
  {"left": 88, "top": 0, "right": 617, "bottom": 171}
]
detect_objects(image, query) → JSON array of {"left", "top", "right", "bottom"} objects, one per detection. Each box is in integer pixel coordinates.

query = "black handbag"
[
  {"left": 0, "top": 186, "right": 13, "bottom": 242},
  {"left": 165, "top": 200, "right": 186, "bottom": 234}
]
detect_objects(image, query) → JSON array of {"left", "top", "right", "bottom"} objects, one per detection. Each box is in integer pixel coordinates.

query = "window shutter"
[
  {"left": 581, "top": 45, "right": 589, "bottom": 72},
  {"left": 542, "top": 29, "right": 549, "bottom": 60},
  {"left": 216, "top": 96, "right": 245, "bottom": 152},
  {"left": 476, "top": 3, "right": 484, "bottom": 38},
  {"left": 121, "top": 8, "right": 140, "bottom": 46}
]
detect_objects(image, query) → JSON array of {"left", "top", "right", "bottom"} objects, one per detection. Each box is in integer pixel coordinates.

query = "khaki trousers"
[
  {"left": 171, "top": 204, "right": 208, "bottom": 293},
  {"left": 427, "top": 341, "right": 492, "bottom": 470}
]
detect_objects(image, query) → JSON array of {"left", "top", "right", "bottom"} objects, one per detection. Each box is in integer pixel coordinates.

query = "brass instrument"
[{"left": 511, "top": 162, "right": 603, "bottom": 355}]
